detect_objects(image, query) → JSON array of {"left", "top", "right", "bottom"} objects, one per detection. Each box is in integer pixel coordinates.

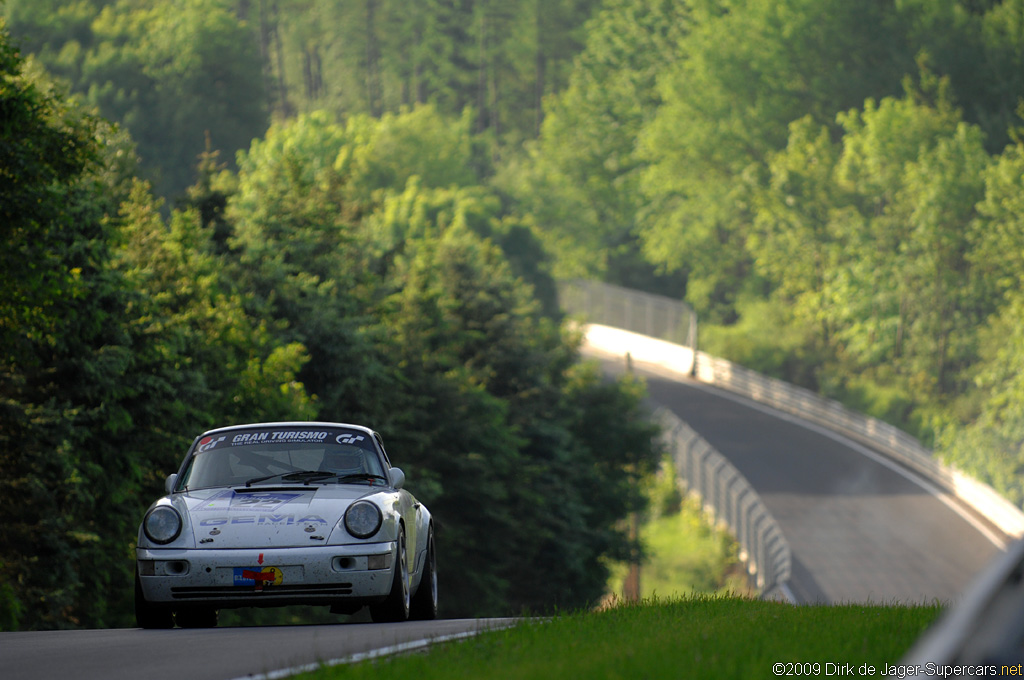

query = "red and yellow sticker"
[{"left": 235, "top": 566, "right": 284, "bottom": 587}]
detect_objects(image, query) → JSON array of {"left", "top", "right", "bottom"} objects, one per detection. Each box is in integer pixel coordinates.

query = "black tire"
[
  {"left": 135, "top": 569, "right": 174, "bottom": 629},
  {"left": 409, "top": 525, "right": 437, "bottom": 621},
  {"left": 175, "top": 607, "right": 218, "bottom": 628},
  {"left": 370, "top": 527, "right": 410, "bottom": 623}
]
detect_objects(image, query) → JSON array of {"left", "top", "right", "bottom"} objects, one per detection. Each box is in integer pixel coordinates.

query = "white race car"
[{"left": 134, "top": 422, "right": 437, "bottom": 628}]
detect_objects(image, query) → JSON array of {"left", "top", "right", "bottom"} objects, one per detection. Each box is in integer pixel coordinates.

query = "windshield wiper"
[
  {"left": 334, "top": 473, "right": 389, "bottom": 486},
  {"left": 244, "top": 471, "right": 390, "bottom": 487},
  {"left": 244, "top": 470, "right": 338, "bottom": 487}
]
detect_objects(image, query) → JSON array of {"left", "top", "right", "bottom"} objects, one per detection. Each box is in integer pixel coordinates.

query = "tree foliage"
[
  {"left": 4, "top": 0, "right": 604, "bottom": 200},
  {"left": 224, "top": 109, "right": 656, "bottom": 614},
  {"left": 10, "top": 0, "right": 1024, "bottom": 631},
  {"left": 495, "top": 0, "right": 691, "bottom": 294},
  {"left": 5, "top": 0, "right": 268, "bottom": 200},
  {"left": 1, "top": 24, "right": 660, "bottom": 627},
  {"left": 1, "top": 18, "right": 135, "bottom": 628},
  {"left": 498, "top": 0, "right": 1024, "bottom": 506}
]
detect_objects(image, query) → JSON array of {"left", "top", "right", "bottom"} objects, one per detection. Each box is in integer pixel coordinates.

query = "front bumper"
[{"left": 136, "top": 542, "right": 396, "bottom": 609}]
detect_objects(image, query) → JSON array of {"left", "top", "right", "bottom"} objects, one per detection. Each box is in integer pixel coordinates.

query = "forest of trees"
[
  {"left": 502, "top": 0, "right": 1024, "bottom": 513},
  {"left": 5, "top": 0, "right": 1024, "bottom": 631},
  {"left": 0, "top": 2, "right": 660, "bottom": 630}
]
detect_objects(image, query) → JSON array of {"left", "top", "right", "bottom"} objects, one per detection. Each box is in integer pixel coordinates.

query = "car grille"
[{"left": 170, "top": 583, "right": 354, "bottom": 600}]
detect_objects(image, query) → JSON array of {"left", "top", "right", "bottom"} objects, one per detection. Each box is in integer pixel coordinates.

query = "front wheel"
[
  {"left": 135, "top": 569, "right": 174, "bottom": 629},
  {"left": 370, "top": 528, "right": 410, "bottom": 623},
  {"left": 409, "top": 525, "right": 437, "bottom": 620}
]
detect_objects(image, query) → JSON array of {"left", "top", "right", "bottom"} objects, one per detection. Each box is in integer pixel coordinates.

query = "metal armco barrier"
[{"left": 656, "top": 408, "right": 793, "bottom": 602}]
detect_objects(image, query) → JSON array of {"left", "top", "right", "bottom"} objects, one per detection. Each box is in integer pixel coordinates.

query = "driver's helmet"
[{"left": 321, "top": 449, "right": 366, "bottom": 475}]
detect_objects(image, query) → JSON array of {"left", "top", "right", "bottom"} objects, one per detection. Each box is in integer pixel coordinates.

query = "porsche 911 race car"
[{"left": 134, "top": 422, "right": 437, "bottom": 628}]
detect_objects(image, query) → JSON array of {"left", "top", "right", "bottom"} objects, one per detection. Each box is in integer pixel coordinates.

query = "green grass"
[
  {"left": 605, "top": 456, "right": 753, "bottom": 601},
  {"left": 606, "top": 496, "right": 754, "bottom": 601},
  {"left": 297, "top": 597, "right": 943, "bottom": 680}
]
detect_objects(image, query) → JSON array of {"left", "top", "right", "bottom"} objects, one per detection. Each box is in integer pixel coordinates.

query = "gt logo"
[
  {"left": 198, "top": 436, "right": 226, "bottom": 452},
  {"left": 336, "top": 434, "right": 366, "bottom": 445}
]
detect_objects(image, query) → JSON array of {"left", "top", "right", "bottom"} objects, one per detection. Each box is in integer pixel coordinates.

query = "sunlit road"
[
  {"left": 0, "top": 618, "right": 518, "bottom": 680},
  {"left": 598, "top": 354, "right": 1004, "bottom": 604}
]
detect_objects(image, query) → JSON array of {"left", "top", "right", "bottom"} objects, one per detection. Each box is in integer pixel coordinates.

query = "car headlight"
[
  {"left": 344, "top": 501, "right": 382, "bottom": 539},
  {"left": 143, "top": 506, "right": 183, "bottom": 544}
]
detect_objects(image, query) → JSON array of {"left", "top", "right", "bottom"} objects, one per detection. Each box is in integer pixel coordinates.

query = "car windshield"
[{"left": 177, "top": 426, "right": 386, "bottom": 490}]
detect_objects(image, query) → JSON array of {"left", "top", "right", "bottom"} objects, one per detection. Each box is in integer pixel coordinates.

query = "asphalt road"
[
  {"left": 0, "top": 618, "right": 519, "bottom": 680},
  {"left": 608, "top": 356, "right": 1004, "bottom": 605}
]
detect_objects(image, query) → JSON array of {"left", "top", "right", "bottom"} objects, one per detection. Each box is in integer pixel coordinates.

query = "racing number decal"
[{"left": 196, "top": 490, "right": 304, "bottom": 513}]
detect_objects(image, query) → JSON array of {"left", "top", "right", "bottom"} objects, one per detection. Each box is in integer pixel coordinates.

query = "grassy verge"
[
  {"left": 605, "top": 495, "right": 754, "bottom": 601},
  {"left": 297, "top": 597, "right": 943, "bottom": 680},
  {"left": 605, "top": 455, "right": 754, "bottom": 601}
]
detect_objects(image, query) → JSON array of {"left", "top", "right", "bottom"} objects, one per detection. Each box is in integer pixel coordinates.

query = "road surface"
[
  {"left": 0, "top": 618, "right": 518, "bottom": 680},
  {"left": 601, "top": 354, "right": 1004, "bottom": 604}
]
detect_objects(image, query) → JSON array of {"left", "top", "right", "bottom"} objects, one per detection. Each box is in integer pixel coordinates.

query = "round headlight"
[
  {"left": 143, "top": 506, "right": 183, "bottom": 545},
  {"left": 344, "top": 501, "right": 382, "bottom": 539}
]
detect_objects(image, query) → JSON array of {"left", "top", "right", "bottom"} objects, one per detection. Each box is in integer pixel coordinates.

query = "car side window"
[
  {"left": 373, "top": 432, "right": 392, "bottom": 468},
  {"left": 319, "top": 446, "right": 378, "bottom": 475}
]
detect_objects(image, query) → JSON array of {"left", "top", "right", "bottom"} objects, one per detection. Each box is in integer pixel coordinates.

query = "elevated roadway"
[{"left": 598, "top": 354, "right": 1004, "bottom": 604}]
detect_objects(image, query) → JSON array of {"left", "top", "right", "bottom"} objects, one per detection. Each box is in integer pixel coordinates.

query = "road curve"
[
  {"left": 599, "top": 355, "right": 1004, "bottom": 604},
  {"left": 0, "top": 618, "right": 518, "bottom": 680}
]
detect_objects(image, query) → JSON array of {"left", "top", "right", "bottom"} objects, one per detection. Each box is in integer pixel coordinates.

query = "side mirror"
[
  {"left": 164, "top": 473, "right": 178, "bottom": 495},
  {"left": 389, "top": 467, "right": 405, "bottom": 490}
]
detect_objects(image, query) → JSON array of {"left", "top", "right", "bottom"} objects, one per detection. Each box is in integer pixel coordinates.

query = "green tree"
[
  {"left": 361, "top": 177, "right": 559, "bottom": 315},
  {"left": 86, "top": 0, "right": 268, "bottom": 199},
  {"left": 937, "top": 132, "right": 1024, "bottom": 505},
  {"left": 2, "top": 19, "right": 99, "bottom": 628},
  {"left": 744, "top": 74, "right": 993, "bottom": 422},
  {"left": 751, "top": 117, "right": 847, "bottom": 346},
  {"left": 342, "top": 104, "right": 485, "bottom": 203},
  {"left": 1, "top": 19, "right": 309, "bottom": 625},
  {"left": 496, "top": 0, "right": 691, "bottom": 294},
  {"left": 970, "top": 132, "right": 1024, "bottom": 299},
  {"left": 0, "top": 19, "right": 149, "bottom": 628},
  {"left": 5, "top": 0, "right": 270, "bottom": 200},
  {"left": 938, "top": 286, "right": 1024, "bottom": 506},
  {"left": 228, "top": 111, "right": 380, "bottom": 422},
  {"left": 638, "top": 0, "right": 916, "bottom": 318},
  {"left": 829, "top": 80, "right": 991, "bottom": 399},
  {"left": 116, "top": 180, "right": 317, "bottom": 429},
  {"left": 373, "top": 223, "right": 658, "bottom": 613}
]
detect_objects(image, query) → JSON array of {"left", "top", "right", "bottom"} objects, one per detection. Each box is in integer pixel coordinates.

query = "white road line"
[{"left": 226, "top": 625, "right": 516, "bottom": 680}]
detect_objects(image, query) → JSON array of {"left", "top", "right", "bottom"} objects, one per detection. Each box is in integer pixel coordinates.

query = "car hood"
[{"left": 180, "top": 486, "right": 377, "bottom": 548}]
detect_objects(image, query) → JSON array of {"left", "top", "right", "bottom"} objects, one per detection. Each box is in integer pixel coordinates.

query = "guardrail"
[
  {"left": 657, "top": 408, "right": 793, "bottom": 601},
  {"left": 582, "top": 322, "right": 1024, "bottom": 541}
]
